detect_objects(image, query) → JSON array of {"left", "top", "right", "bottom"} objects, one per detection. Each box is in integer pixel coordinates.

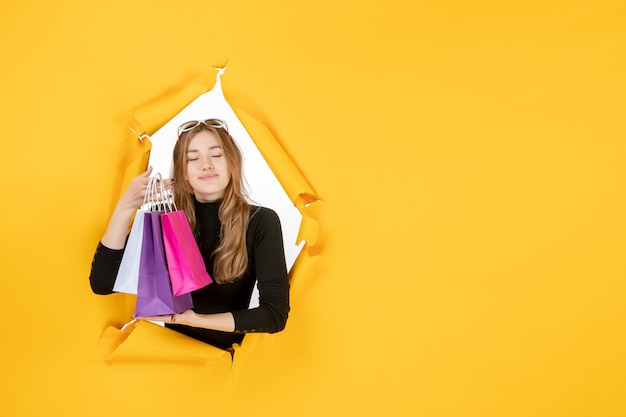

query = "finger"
[
  {"left": 141, "top": 166, "right": 153, "bottom": 177},
  {"left": 136, "top": 168, "right": 154, "bottom": 191},
  {"left": 163, "top": 179, "right": 174, "bottom": 190}
]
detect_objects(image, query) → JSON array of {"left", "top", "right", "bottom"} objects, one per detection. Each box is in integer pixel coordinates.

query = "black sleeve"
[
  {"left": 232, "top": 208, "right": 290, "bottom": 334},
  {"left": 89, "top": 242, "right": 124, "bottom": 295}
]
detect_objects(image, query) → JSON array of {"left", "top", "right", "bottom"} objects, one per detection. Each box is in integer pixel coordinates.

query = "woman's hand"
[
  {"left": 101, "top": 166, "right": 173, "bottom": 249},
  {"left": 117, "top": 166, "right": 154, "bottom": 211},
  {"left": 137, "top": 310, "right": 235, "bottom": 332}
]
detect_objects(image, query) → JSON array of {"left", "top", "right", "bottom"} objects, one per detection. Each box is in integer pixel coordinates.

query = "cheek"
[
  {"left": 184, "top": 164, "right": 193, "bottom": 182},
  {"left": 220, "top": 159, "right": 230, "bottom": 174}
]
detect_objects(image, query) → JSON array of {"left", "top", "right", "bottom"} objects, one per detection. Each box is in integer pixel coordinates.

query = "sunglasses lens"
[
  {"left": 179, "top": 121, "right": 199, "bottom": 133},
  {"left": 205, "top": 119, "right": 225, "bottom": 129}
]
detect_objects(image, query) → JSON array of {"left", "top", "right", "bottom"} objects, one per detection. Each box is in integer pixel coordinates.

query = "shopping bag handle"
[{"left": 141, "top": 176, "right": 155, "bottom": 210}]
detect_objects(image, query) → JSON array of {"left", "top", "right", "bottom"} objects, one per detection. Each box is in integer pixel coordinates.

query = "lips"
[{"left": 199, "top": 173, "right": 217, "bottom": 180}]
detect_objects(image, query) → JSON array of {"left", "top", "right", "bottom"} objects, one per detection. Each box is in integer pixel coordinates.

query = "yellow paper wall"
[{"left": 2, "top": 1, "right": 625, "bottom": 416}]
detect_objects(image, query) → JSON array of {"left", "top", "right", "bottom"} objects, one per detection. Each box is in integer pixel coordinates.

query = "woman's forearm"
[
  {"left": 100, "top": 205, "right": 136, "bottom": 249},
  {"left": 172, "top": 311, "right": 236, "bottom": 332}
]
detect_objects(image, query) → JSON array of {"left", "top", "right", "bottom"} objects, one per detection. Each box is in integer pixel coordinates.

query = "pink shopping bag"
[{"left": 161, "top": 210, "right": 213, "bottom": 296}]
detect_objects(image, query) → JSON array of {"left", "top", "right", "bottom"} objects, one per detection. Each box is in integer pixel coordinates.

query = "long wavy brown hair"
[{"left": 171, "top": 123, "right": 250, "bottom": 283}]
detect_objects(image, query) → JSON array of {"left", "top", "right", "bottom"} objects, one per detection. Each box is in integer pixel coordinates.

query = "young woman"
[{"left": 89, "top": 119, "right": 290, "bottom": 351}]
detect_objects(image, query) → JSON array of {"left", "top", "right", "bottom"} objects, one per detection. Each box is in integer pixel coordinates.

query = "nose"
[{"left": 201, "top": 158, "right": 214, "bottom": 170}]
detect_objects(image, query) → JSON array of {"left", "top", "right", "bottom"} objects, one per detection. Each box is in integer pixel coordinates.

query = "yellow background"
[{"left": 1, "top": 1, "right": 625, "bottom": 416}]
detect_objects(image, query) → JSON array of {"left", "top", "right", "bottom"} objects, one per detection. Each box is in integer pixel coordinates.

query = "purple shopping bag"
[
  {"left": 161, "top": 210, "right": 212, "bottom": 296},
  {"left": 135, "top": 211, "right": 193, "bottom": 317}
]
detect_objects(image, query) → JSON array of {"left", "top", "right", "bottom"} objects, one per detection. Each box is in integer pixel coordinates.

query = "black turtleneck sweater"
[{"left": 89, "top": 200, "right": 290, "bottom": 350}]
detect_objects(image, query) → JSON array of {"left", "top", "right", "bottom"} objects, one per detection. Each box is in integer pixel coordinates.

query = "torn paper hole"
[{"left": 146, "top": 70, "right": 304, "bottom": 307}]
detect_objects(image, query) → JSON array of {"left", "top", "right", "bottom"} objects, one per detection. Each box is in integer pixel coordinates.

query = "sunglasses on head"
[{"left": 177, "top": 119, "right": 228, "bottom": 137}]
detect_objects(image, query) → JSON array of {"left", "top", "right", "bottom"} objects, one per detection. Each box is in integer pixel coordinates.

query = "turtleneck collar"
[{"left": 194, "top": 197, "right": 222, "bottom": 218}]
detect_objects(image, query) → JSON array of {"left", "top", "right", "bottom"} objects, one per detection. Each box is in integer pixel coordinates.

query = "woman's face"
[{"left": 184, "top": 130, "right": 231, "bottom": 202}]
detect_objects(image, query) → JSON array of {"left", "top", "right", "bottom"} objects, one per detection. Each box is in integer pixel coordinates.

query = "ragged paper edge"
[
  {"left": 229, "top": 106, "right": 323, "bottom": 256},
  {"left": 102, "top": 66, "right": 323, "bottom": 359},
  {"left": 128, "top": 72, "right": 218, "bottom": 141},
  {"left": 98, "top": 320, "right": 231, "bottom": 363}
]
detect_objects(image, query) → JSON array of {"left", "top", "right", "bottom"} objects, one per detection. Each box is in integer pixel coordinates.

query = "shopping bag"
[
  {"left": 112, "top": 175, "right": 157, "bottom": 294},
  {"left": 162, "top": 210, "right": 212, "bottom": 295},
  {"left": 135, "top": 211, "right": 193, "bottom": 317},
  {"left": 112, "top": 209, "right": 146, "bottom": 294}
]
